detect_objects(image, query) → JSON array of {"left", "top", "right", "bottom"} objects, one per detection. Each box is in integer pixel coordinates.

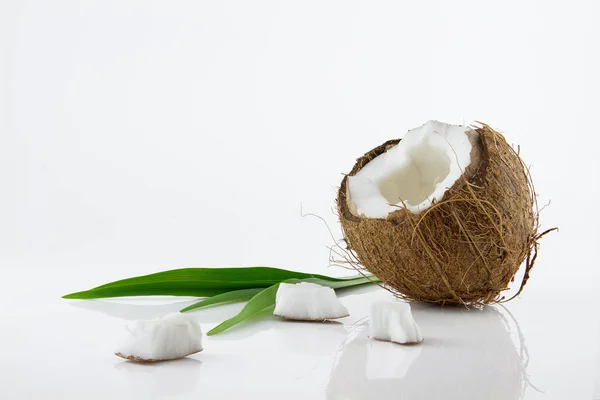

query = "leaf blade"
[
  {"left": 62, "top": 266, "right": 355, "bottom": 300},
  {"left": 62, "top": 285, "right": 229, "bottom": 300},
  {"left": 179, "top": 288, "right": 263, "bottom": 313},
  {"left": 206, "top": 283, "right": 282, "bottom": 336},
  {"left": 206, "top": 275, "right": 380, "bottom": 336},
  {"left": 303, "top": 275, "right": 378, "bottom": 289},
  {"left": 94, "top": 267, "right": 349, "bottom": 290}
]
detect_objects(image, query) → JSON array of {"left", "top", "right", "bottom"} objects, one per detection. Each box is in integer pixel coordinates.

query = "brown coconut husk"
[{"left": 337, "top": 123, "right": 555, "bottom": 305}]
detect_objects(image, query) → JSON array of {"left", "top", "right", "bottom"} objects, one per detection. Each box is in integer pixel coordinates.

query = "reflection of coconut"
[
  {"left": 327, "top": 306, "right": 527, "bottom": 400},
  {"left": 271, "top": 320, "right": 349, "bottom": 356},
  {"left": 114, "top": 358, "right": 203, "bottom": 398}
]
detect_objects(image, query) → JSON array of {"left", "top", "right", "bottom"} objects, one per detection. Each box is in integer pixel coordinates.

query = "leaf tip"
[{"left": 62, "top": 290, "right": 92, "bottom": 299}]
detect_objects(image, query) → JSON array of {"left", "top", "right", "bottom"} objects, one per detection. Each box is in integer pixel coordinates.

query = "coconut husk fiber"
[{"left": 337, "top": 123, "right": 555, "bottom": 305}]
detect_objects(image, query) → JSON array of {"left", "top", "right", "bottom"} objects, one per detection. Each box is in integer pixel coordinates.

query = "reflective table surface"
[{"left": 1, "top": 265, "right": 597, "bottom": 400}]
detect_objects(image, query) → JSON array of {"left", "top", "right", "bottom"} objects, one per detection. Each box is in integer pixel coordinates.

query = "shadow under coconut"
[{"left": 327, "top": 305, "right": 533, "bottom": 400}]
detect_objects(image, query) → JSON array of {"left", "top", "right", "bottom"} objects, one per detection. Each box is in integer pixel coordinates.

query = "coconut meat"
[
  {"left": 347, "top": 120, "right": 473, "bottom": 217},
  {"left": 369, "top": 302, "right": 423, "bottom": 344},
  {"left": 273, "top": 282, "right": 349, "bottom": 320},
  {"left": 115, "top": 313, "right": 203, "bottom": 361}
]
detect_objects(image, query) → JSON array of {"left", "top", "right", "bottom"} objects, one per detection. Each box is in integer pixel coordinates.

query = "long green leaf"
[
  {"left": 63, "top": 285, "right": 231, "bottom": 300},
  {"left": 206, "top": 275, "right": 379, "bottom": 336},
  {"left": 62, "top": 266, "right": 355, "bottom": 299},
  {"left": 180, "top": 288, "right": 263, "bottom": 313}
]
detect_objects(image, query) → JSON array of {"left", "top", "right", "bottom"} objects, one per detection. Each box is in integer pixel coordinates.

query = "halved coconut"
[{"left": 338, "top": 121, "right": 545, "bottom": 305}]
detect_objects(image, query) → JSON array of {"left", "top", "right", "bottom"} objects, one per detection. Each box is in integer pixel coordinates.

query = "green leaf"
[
  {"left": 62, "top": 266, "right": 355, "bottom": 300},
  {"left": 206, "top": 275, "right": 379, "bottom": 336},
  {"left": 206, "top": 284, "right": 281, "bottom": 336},
  {"left": 63, "top": 285, "right": 231, "bottom": 300},
  {"left": 304, "top": 275, "right": 377, "bottom": 289},
  {"left": 180, "top": 288, "right": 263, "bottom": 313}
]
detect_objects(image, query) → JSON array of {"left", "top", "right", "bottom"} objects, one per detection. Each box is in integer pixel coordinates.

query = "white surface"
[
  {"left": 348, "top": 120, "right": 472, "bottom": 216},
  {"left": 1, "top": 0, "right": 599, "bottom": 399},
  {"left": 369, "top": 302, "right": 423, "bottom": 344},
  {"left": 274, "top": 282, "right": 349, "bottom": 320},
  {"left": 115, "top": 313, "right": 203, "bottom": 361},
  {"left": 2, "top": 268, "right": 600, "bottom": 400}
]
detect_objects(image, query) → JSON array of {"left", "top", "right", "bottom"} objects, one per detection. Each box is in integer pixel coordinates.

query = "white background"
[{"left": 1, "top": 1, "right": 599, "bottom": 399}]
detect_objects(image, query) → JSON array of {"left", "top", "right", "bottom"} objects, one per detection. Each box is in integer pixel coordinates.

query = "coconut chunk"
[
  {"left": 347, "top": 120, "right": 473, "bottom": 217},
  {"left": 115, "top": 313, "right": 203, "bottom": 362},
  {"left": 273, "top": 282, "right": 349, "bottom": 321},
  {"left": 369, "top": 302, "right": 423, "bottom": 344}
]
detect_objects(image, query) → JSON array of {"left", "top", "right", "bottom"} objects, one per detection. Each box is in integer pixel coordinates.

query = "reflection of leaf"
[
  {"left": 63, "top": 266, "right": 365, "bottom": 299},
  {"left": 207, "top": 275, "right": 378, "bottom": 336},
  {"left": 180, "top": 288, "right": 262, "bottom": 313},
  {"left": 70, "top": 299, "right": 198, "bottom": 321}
]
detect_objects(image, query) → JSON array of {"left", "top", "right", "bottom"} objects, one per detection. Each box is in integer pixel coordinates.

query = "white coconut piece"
[
  {"left": 369, "top": 302, "right": 423, "bottom": 344},
  {"left": 115, "top": 313, "right": 203, "bottom": 362},
  {"left": 347, "top": 120, "right": 473, "bottom": 217},
  {"left": 273, "top": 282, "right": 349, "bottom": 321}
]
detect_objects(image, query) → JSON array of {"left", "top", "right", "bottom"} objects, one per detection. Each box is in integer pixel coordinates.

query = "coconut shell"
[{"left": 337, "top": 123, "right": 549, "bottom": 305}]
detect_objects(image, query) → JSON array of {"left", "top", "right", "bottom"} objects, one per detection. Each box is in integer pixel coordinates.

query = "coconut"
[
  {"left": 274, "top": 282, "right": 349, "bottom": 321},
  {"left": 369, "top": 302, "right": 423, "bottom": 344},
  {"left": 337, "top": 121, "right": 554, "bottom": 305},
  {"left": 115, "top": 313, "right": 203, "bottom": 362}
]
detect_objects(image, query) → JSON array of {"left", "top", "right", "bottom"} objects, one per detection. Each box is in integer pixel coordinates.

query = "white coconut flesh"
[
  {"left": 347, "top": 120, "right": 473, "bottom": 218},
  {"left": 273, "top": 282, "right": 349, "bottom": 320},
  {"left": 369, "top": 302, "right": 423, "bottom": 344},
  {"left": 115, "top": 313, "right": 203, "bottom": 362}
]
